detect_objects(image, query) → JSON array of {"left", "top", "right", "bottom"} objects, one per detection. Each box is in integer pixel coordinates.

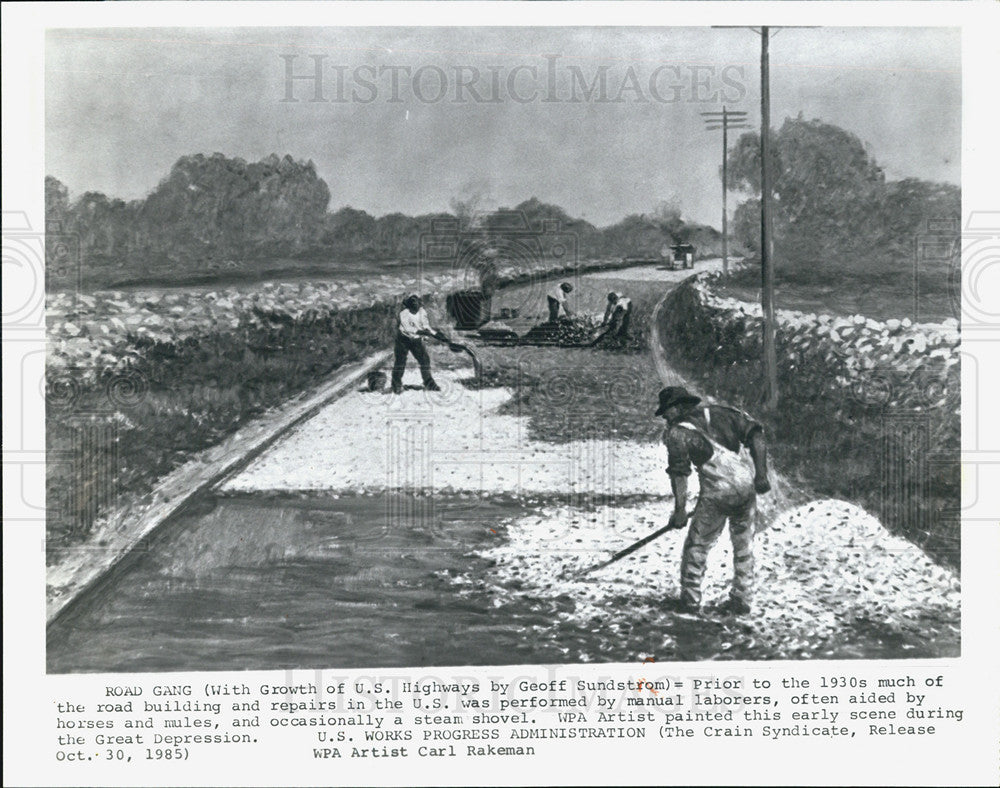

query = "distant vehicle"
[{"left": 668, "top": 243, "right": 696, "bottom": 270}]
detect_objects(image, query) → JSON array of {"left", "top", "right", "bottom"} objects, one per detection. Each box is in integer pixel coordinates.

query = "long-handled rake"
[
  {"left": 429, "top": 332, "right": 483, "bottom": 381},
  {"left": 574, "top": 518, "right": 686, "bottom": 579}
]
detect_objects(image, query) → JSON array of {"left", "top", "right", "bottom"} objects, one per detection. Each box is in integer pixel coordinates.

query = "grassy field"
[
  {"left": 715, "top": 262, "right": 958, "bottom": 323},
  {"left": 62, "top": 256, "right": 451, "bottom": 294}
]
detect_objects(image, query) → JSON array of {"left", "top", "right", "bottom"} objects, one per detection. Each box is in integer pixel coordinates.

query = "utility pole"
[
  {"left": 712, "top": 25, "right": 800, "bottom": 409},
  {"left": 715, "top": 25, "right": 778, "bottom": 410},
  {"left": 702, "top": 106, "right": 750, "bottom": 275},
  {"left": 759, "top": 26, "right": 779, "bottom": 410}
]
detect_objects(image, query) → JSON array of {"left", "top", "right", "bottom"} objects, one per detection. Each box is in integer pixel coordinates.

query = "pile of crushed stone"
[
  {"left": 521, "top": 316, "right": 603, "bottom": 345},
  {"left": 448, "top": 498, "right": 960, "bottom": 660}
]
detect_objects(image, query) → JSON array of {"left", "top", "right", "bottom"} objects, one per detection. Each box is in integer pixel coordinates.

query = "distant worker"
[
  {"left": 546, "top": 282, "right": 574, "bottom": 323},
  {"left": 655, "top": 386, "right": 772, "bottom": 616},
  {"left": 602, "top": 291, "right": 633, "bottom": 339},
  {"left": 391, "top": 294, "right": 444, "bottom": 394}
]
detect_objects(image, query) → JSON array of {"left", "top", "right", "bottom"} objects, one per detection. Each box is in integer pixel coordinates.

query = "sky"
[{"left": 45, "top": 27, "right": 960, "bottom": 228}]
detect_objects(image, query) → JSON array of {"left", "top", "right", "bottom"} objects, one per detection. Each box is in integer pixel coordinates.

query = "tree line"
[
  {"left": 45, "top": 153, "right": 721, "bottom": 280},
  {"left": 725, "top": 116, "right": 960, "bottom": 284},
  {"left": 45, "top": 116, "right": 958, "bottom": 287}
]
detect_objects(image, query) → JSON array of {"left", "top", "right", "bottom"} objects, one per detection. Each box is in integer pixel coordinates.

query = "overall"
[
  {"left": 677, "top": 415, "right": 757, "bottom": 607},
  {"left": 609, "top": 302, "right": 631, "bottom": 338}
]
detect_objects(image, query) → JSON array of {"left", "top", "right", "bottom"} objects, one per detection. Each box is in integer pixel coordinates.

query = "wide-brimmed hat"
[
  {"left": 654, "top": 386, "right": 701, "bottom": 416},
  {"left": 560, "top": 282, "right": 574, "bottom": 292}
]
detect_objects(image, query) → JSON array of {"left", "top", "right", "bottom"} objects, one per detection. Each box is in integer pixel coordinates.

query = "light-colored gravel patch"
[
  {"left": 585, "top": 259, "right": 723, "bottom": 281},
  {"left": 454, "top": 497, "right": 959, "bottom": 656},
  {"left": 223, "top": 368, "right": 683, "bottom": 498}
]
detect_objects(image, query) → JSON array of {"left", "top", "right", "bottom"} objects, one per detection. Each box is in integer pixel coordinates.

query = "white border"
[{"left": 3, "top": 3, "right": 999, "bottom": 786}]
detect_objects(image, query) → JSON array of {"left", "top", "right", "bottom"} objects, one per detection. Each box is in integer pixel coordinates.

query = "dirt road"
[{"left": 47, "top": 261, "right": 959, "bottom": 671}]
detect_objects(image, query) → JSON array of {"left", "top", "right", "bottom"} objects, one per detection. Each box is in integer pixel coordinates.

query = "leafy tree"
[
  {"left": 374, "top": 213, "right": 422, "bottom": 258},
  {"left": 48, "top": 155, "right": 727, "bottom": 286},
  {"left": 731, "top": 197, "right": 761, "bottom": 254},
  {"left": 877, "top": 178, "right": 960, "bottom": 262},
  {"left": 45, "top": 176, "right": 70, "bottom": 230},
  {"left": 45, "top": 176, "right": 73, "bottom": 267},
  {"left": 72, "top": 192, "right": 132, "bottom": 261},
  {"left": 725, "top": 116, "right": 958, "bottom": 279},
  {"left": 135, "top": 153, "right": 330, "bottom": 260},
  {"left": 594, "top": 205, "right": 720, "bottom": 259},
  {"left": 323, "top": 206, "right": 378, "bottom": 255}
]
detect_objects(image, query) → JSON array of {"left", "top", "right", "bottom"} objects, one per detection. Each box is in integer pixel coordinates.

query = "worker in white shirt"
[
  {"left": 602, "top": 291, "right": 633, "bottom": 338},
  {"left": 391, "top": 294, "right": 444, "bottom": 394},
  {"left": 546, "top": 282, "right": 574, "bottom": 323}
]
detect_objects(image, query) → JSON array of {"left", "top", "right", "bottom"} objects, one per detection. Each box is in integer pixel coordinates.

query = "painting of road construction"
[{"left": 44, "top": 27, "right": 960, "bottom": 672}]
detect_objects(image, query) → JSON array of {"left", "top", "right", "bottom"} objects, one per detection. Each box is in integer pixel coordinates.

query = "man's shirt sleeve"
[
  {"left": 734, "top": 408, "right": 764, "bottom": 447},
  {"left": 665, "top": 426, "right": 694, "bottom": 477}
]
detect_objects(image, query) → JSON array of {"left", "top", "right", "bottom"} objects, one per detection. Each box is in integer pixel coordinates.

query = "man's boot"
[
  {"left": 673, "top": 591, "right": 700, "bottom": 614},
  {"left": 717, "top": 596, "right": 752, "bottom": 616}
]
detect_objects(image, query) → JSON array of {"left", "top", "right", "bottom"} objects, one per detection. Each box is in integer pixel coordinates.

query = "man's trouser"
[
  {"left": 679, "top": 494, "right": 755, "bottom": 607},
  {"left": 609, "top": 305, "right": 631, "bottom": 337},
  {"left": 391, "top": 334, "right": 435, "bottom": 391},
  {"left": 547, "top": 296, "right": 561, "bottom": 323}
]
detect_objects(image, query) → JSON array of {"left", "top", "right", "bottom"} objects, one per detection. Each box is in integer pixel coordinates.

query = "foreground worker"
[
  {"left": 546, "top": 282, "right": 574, "bottom": 323},
  {"left": 391, "top": 294, "right": 444, "bottom": 394},
  {"left": 655, "top": 386, "right": 771, "bottom": 615},
  {"left": 602, "top": 291, "right": 633, "bottom": 338}
]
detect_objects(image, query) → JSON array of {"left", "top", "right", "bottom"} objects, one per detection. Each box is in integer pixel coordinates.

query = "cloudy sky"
[{"left": 46, "top": 27, "right": 960, "bottom": 228}]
